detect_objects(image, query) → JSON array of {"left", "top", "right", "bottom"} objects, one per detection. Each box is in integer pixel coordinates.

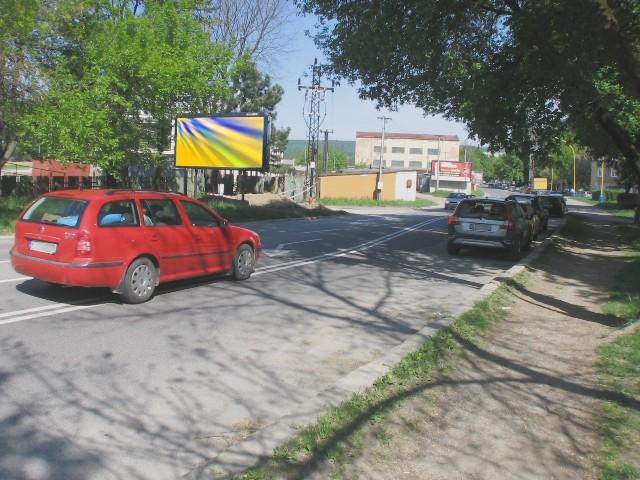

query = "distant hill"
[{"left": 285, "top": 139, "right": 356, "bottom": 164}]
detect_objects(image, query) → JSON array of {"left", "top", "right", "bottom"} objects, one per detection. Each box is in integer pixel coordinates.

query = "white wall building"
[{"left": 355, "top": 132, "right": 460, "bottom": 169}]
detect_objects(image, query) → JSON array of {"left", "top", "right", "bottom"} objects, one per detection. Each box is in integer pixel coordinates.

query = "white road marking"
[
  {"left": 0, "top": 276, "right": 29, "bottom": 284},
  {"left": 255, "top": 216, "right": 444, "bottom": 276},
  {"left": 0, "top": 303, "right": 108, "bottom": 326},
  {"left": 0, "top": 260, "right": 10, "bottom": 264}
]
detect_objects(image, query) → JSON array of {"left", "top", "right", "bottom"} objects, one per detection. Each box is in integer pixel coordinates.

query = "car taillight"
[
  {"left": 76, "top": 232, "right": 92, "bottom": 255},
  {"left": 500, "top": 221, "right": 515, "bottom": 231},
  {"left": 448, "top": 215, "right": 460, "bottom": 226}
]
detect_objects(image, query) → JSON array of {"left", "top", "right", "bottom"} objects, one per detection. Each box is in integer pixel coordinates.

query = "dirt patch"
[{"left": 314, "top": 212, "right": 630, "bottom": 479}]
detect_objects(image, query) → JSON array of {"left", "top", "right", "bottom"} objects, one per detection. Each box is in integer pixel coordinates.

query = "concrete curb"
[{"left": 185, "top": 220, "right": 567, "bottom": 480}]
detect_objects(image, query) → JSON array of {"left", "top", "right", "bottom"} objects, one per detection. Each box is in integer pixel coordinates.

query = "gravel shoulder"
[{"left": 310, "top": 211, "right": 634, "bottom": 480}]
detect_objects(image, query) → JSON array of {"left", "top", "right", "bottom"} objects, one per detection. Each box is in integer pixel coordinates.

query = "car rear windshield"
[
  {"left": 448, "top": 193, "right": 466, "bottom": 198},
  {"left": 458, "top": 201, "right": 507, "bottom": 220},
  {"left": 21, "top": 196, "right": 88, "bottom": 228}
]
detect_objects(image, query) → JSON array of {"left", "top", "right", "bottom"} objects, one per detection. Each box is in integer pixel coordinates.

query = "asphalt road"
[{"left": 0, "top": 189, "right": 557, "bottom": 479}]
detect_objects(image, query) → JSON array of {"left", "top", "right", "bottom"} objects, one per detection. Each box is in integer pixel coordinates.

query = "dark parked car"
[
  {"left": 539, "top": 194, "right": 567, "bottom": 217},
  {"left": 11, "top": 189, "right": 261, "bottom": 303},
  {"left": 505, "top": 194, "right": 549, "bottom": 238},
  {"left": 444, "top": 192, "right": 469, "bottom": 210},
  {"left": 447, "top": 198, "right": 533, "bottom": 260}
]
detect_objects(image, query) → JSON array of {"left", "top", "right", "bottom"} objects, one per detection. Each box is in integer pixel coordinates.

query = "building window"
[
  {"left": 610, "top": 168, "right": 618, "bottom": 178},
  {"left": 409, "top": 161, "right": 422, "bottom": 168},
  {"left": 391, "top": 160, "right": 404, "bottom": 167},
  {"left": 391, "top": 147, "right": 405, "bottom": 154},
  {"left": 372, "top": 160, "right": 387, "bottom": 167},
  {"left": 409, "top": 148, "right": 423, "bottom": 155},
  {"left": 373, "top": 146, "right": 387, "bottom": 153},
  {"left": 427, "top": 148, "right": 440, "bottom": 156}
]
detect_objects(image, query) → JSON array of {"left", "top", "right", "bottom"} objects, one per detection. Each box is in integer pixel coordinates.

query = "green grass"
[
  {"left": 238, "top": 275, "right": 524, "bottom": 479},
  {"left": 319, "top": 197, "right": 435, "bottom": 207},
  {"left": 597, "top": 225, "right": 640, "bottom": 480},
  {"left": 429, "top": 189, "right": 484, "bottom": 198},
  {"left": 598, "top": 329, "right": 640, "bottom": 479},
  {"left": 201, "top": 198, "right": 345, "bottom": 222},
  {"left": 572, "top": 197, "right": 636, "bottom": 220},
  {"left": 0, "top": 197, "right": 31, "bottom": 234}
]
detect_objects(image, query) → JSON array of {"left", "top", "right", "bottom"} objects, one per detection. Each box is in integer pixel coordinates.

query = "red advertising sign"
[{"left": 430, "top": 161, "right": 472, "bottom": 178}]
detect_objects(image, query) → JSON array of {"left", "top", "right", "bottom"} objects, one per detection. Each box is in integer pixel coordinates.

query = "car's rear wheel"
[
  {"left": 232, "top": 244, "right": 255, "bottom": 280},
  {"left": 447, "top": 241, "right": 461, "bottom": 255},
  {"left": 120, "top": 257, "right": 157, "bottom": 304},
  {"left": 522, "top": 228, "right": 533, "bottom": 251},
  {"left": 508, "top": 236, "right": 521, "bottom": 261}
]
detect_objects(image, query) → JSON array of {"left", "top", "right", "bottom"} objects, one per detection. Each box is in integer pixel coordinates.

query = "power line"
[{"left": 298, "top": 58, "right": 334, "bottom": 200}]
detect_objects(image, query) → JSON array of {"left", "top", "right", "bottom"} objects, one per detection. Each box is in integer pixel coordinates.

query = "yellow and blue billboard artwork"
[{"left": 175, "top": 115, "right": 266, "bottom": 169}]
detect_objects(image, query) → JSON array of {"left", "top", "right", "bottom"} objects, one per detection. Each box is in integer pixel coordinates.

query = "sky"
[{"left": 268, "top": 10, "right": 472, "bottom": 143}]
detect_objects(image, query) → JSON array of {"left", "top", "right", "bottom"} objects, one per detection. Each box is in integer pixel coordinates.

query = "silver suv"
[{"left": 447, "top": 199, "right": 532, "bottom": 260}]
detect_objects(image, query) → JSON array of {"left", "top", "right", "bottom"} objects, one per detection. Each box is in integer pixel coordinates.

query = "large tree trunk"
[{"left": 0, "top": 139, "right": 19, "bottom": 173}]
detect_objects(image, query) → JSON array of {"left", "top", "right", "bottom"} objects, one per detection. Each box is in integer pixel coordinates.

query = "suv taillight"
[
  {"left": 76, "top": 232, "right": 92, "bottom": 255},
  {"left": 500, "top": 221, "right": 515, "bottom": 231},
  {"left": 448, "top": 215, "right": 460, "bottom": 226}
]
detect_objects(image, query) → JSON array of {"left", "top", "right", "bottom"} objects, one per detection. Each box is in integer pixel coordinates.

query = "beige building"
[
  {"left": 355, "top": 132, "right": 460, "bottom": 169},
  {"left": 319, "top": 170, "right": 417, "bottom": 201}
]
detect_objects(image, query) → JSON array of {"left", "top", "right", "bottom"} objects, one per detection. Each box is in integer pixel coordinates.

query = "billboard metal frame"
[{"left": 174, "top": 112, "right": 270, "bottom": 171}]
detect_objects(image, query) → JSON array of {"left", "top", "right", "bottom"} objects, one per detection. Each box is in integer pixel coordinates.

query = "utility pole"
[
  {"left": 376, "top": 116, "right": 391, "bottom": 200},
  {"left": 321, "top": 129, "right": 333, "bottom": 174},
  {"left": 298, "top": 59, "right": 334, "bottom": 201},
  {"left": 436, "top": 136, "right": 442, "bottom": 191}
]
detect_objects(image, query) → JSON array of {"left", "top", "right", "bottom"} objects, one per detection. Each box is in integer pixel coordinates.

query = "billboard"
[
  {"left": 533, "top": 177, "right": 549, "bottom": 190},
  {"left": 430, "top": 161, "right": 472, "bottom": 178},
  {"left": 175, "top": 114, "right": 269, "bottom": 170}
]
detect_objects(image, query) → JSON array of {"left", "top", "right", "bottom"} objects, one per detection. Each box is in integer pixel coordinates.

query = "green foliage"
[
  {"left": 20, "top": 0, "right": 240, "bottom": 176},
  {"left": 0, "top": 196, "right": 31, "bottom": 234},
  {"left": 200, "top": 198, "right": 344, "bottom": 222},
  {"left": 598, "top": 312, "right": 640, "bottom": 478},
  {"left": 319, "top": 198, "right": 435, "bottom": 207},
  {"left": 602, "top": 237, "right": 640, "bottom": 325},
  {"left": 296, "top": 0, "right": 640, "bottom": 185},
  {"left": 293, "top": 147, "right": 348, "bottom": 170}
]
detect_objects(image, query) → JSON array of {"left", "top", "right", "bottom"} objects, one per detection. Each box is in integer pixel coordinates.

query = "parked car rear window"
[
  {"left": 141, "top": 199, "right": 182, "bottom": 226},
  {"left": 458, "top": 201, "right": 507, "bottom": 220},
  {"left": 22, "top": 196, "right": 88, "bottom": 228},
  {"left": 448, "top": 193, "right": 466, "bottom": 199},
  {"left": 98, "top": 200, "right": 139, "bottom": 227}
]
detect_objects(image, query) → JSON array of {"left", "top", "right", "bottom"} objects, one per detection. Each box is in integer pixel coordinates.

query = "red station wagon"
[{"left": 10, "top": 190, "right": 261, "bottom": 303}]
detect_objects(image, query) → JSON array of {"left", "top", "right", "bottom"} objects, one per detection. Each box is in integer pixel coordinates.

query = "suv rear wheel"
[
  {"left": 121, "top": 257, "right": 157, "bottom": 304},
  {"left": 508, "top": 237, "right": 521, "bottom": 261},
  {"left": 447, "top": 241, "right": 461, "bottom": 255}
]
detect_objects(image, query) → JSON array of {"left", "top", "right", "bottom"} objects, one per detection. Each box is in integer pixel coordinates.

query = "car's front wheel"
[
  {"left": 120, "top": 257, "right": 157, "bottom": 304},
  {"left": 232, "top": 244, "right": 255, "bottom": 280}
]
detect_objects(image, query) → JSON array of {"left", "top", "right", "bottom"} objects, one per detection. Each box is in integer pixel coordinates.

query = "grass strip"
[
  {"left": 200, "top": 199, "right": 345, "bottom": 222},
  {"left": 572, "top": 197, "right": 636, "bottom": 220},
  {"left": 0, "top": 197, "right": 31, "bottom": 234},
  {"left": 429, "top": 189, "right": 484, "bottom": 198},
  {"left": 318, "top": 197, "right": 435, "bottom": 207},
  {"left": 603, "top": 230, "right": 640, "bottom": 325},
  {"left": 238, "top": 274, "right": 524, "bottom": 479},
  {"left": 597, "top": 224, "right": 640, "bottom": 480},
  {"left": 598, "top": 329, "right": 640, "bottom": 480}
]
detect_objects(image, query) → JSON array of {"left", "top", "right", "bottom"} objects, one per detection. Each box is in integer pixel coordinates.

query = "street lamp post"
[
  {"left": 376, "top": 116, "right": 390, "bottom": 200},
  {"left": 568, "top": 144, "right": 576, "bottom": 197},
  {"left": 599, "top": 159, "right": 605, "bottom": 204},
  {"left": 436, "top": 136, "right": 442, "bottom": 192}
]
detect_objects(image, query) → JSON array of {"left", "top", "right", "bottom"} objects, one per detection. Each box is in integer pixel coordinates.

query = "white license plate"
[
  {"left": 29, "top": 240, "right": 58, "bottom": 254},
  {"left": 471, "top": 223, "right": 491, "bottom": 232}
]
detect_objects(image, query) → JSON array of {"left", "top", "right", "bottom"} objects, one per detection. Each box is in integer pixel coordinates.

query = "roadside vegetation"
[
  {"left": 202, "top": 198, "right": 344, "bottom": 222},
  {"left": 319, "top": 198, "right": 435, "bottom": 208},
  {"left": 239, "top": 275, "right": 524, "bottom": 479},
  {"left": 429, "top": 189, "right": 485, "bottom": 198},
  {"left": 0, "top": 197, "right": 30, "bottom": 234},
  {"left": 572, "top": 197, "right": 635, "bottom": 220},
  {"left": 597, "top": 224, "right": 640, "bottom": 480}
]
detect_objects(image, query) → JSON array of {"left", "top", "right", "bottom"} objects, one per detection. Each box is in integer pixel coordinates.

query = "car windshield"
[
  {"left": 458, "top": 201, "right": 507, "bottom": 220},
  {"left": 22, "top": 196, "right": 88, "bottom": 228},
  {"left": 448, "top": 193, "right": 466, "bottom": 198}
]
